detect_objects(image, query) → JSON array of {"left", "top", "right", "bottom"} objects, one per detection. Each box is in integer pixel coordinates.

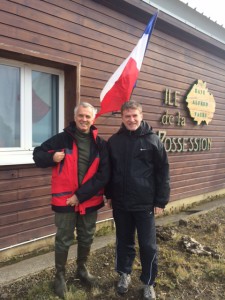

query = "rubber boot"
[
  {"left": 54, "top": 251, "right": 68, "bottom": 299},
  {"left": 76, "top": 245, "right": 96, "bottom": 284}
]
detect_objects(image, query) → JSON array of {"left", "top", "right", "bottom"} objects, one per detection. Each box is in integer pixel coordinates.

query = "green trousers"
[{"left": 55, "top": 211, "right": 97, "bottom": 253}]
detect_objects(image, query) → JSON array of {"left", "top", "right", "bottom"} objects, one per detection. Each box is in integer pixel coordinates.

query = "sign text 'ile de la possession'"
[{"left": 158, "top": 80, "right": 215, "bottom": 153}]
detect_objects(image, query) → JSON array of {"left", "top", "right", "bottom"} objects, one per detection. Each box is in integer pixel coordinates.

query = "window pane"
[
  {"left": 32, "top": 71, "right": 59, "bottom": 146},
  {"left": 0, "top": 64, "right": 20, "bottom": 147}
]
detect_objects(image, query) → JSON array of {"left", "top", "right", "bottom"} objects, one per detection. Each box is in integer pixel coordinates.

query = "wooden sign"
[{"left": 186, "top": 80, "right": 216, "bottom": 125}]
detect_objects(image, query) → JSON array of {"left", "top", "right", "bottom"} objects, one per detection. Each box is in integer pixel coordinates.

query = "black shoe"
[
  {"left": 76, "top": 264, "right": 96, "bottom": 284},
  {"left": 54, "top": 251, "right": 68, "bottom": 299},
  {"left": 54, "top": 272, "right": 67, "bottom": 299},
  {"left": 117, "top": 273, "right": 131, "bottom": 294}
]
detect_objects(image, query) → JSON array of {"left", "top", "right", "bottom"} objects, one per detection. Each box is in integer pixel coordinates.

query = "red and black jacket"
[{"left": 33, "top": 122, "right": 110, "bottom": 215}]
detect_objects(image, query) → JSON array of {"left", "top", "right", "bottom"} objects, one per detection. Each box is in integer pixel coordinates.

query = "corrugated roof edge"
[{"left": 142, "top": 0, "right": 225, "bottom": 45}]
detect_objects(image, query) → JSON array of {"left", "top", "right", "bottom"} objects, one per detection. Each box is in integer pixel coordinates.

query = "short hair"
[
  {"left": 74, "top": 102, "right": 97, "bottom": 118},
  {"left": 121, "top": 100, "right": 143, "bottom": 114}
]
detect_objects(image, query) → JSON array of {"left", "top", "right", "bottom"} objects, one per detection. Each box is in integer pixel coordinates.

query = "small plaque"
[{"left": 186, "top": 80, "right": 215, "bottom": 125}]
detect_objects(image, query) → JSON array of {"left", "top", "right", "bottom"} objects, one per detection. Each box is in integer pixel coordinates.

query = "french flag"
[{"left": 96, "top": 12, "right": 158, "bottom": 118}]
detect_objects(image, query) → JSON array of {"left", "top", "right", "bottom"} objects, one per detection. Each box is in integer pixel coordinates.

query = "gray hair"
[
  {"left": 74, "top": 102, "right": 97, "bottom": 118},
  {"left": 121, "top": 100, "right": 142, "bottom": 114}
]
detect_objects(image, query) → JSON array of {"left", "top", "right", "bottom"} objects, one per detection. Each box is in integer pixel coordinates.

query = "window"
[{"left": 0, "top": 59, "right": 64, "bottom": 165}]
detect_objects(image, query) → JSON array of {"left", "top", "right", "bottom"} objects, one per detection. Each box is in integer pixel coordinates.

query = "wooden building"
[{"left": 1, "top": 0, "right": 225, "bottom": 259}]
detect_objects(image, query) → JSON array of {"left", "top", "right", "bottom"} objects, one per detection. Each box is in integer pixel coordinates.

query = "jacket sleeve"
[
  {"left": 153, "top": 136, "right": 170, "bottom": 208},
  {"left": 75, "top": 139, "right": 111, "bottom": 203},
  {"left": 104, "top": 139, "right": 113, "bottom": 199},
  {"left": 33, "top": 134, "right": 64, "bottom": 168}
]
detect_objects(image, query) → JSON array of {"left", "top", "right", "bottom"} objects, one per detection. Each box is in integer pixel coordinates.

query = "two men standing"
[{"left": 33, "top": 100, "right": 170, "bottom": 300}]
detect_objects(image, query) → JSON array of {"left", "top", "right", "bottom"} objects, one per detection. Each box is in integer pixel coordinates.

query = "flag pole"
[
  {"left": 96, "top": 11, "right": 159, "bottom": 119},
  {"left": 128, "top": 10, "right": 159, "bottom": 104}
]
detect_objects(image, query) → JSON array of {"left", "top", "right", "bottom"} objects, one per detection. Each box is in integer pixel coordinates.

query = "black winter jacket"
[{"left": 106, "top": 121, "right": 170, "bottom": 211}]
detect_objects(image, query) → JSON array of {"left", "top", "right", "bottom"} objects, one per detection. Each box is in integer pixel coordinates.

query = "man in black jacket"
[
  {"left": 33, "top": 102, "right": 110, "bottom": 299},
  {"left": 106, "top": 100, "right": 170, "bottom": 300}
]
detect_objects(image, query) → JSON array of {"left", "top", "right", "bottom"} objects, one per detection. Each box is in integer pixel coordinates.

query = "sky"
[{"left": 179, "top": 0, "right": 225, "bottom": 27}]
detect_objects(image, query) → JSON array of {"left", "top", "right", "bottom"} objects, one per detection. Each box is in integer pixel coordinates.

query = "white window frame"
[{"left": 0, "top": 59, "right": 65, "bottom": 166}]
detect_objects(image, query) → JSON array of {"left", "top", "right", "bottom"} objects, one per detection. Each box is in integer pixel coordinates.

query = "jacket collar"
[
  {"left": 118, "top": 120, "right": 152, "bottom": 136},
  {"left": 64, "top": 121, "right": 98, "bottom": 142}
]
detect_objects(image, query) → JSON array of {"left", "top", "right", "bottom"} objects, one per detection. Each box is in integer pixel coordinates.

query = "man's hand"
[
  {"left": 104, "top": 198, "right": 112, "bottom": 208},
  {"left": 53, "top": 151, "right": 65, "bottom": 163},
  {"left": 154, "top": 207, "right": 164, "bottom": 215},
  {"left": 66, "top": 194, "right": 79, "bottom": 207}
]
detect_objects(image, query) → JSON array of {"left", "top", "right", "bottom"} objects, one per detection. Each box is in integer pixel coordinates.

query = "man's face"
[
  {"left": 74, "top": 106, "right": 95, "bottom": 133},
  {"left": 121, "top": 108, "right": 143, "bottom": 131}
]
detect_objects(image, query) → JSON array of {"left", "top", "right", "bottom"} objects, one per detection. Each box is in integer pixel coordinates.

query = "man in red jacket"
[{"left": 33, "top": 102, "right": 110, "bottom": 299}]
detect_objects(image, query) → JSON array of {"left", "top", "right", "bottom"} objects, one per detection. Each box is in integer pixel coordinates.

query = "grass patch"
[{"left": 1, "top": 206, "right": 224, "bottom": 300}]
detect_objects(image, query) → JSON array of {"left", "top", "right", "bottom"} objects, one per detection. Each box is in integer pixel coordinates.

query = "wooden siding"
[
  {"left": 0, "top": 166, "right": 53, "bottom": 249},
  {"left": 0, "top": 0, "right": 225, "bottom": 250},
  {"left": 0, "top": 165, "right": 112, "bottom": 249}
]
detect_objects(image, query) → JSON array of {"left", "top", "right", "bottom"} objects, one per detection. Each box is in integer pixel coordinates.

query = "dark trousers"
[
  {"left": 113, "top": 209, "right": 158, "bottom": 285},
  {"left": 54, "top": 211, "right": 97, "bottom": 253}
]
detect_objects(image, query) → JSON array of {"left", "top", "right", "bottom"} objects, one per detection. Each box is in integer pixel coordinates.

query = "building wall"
[{"left": 1, "top": 0, "right": 225, "bottom": 254}]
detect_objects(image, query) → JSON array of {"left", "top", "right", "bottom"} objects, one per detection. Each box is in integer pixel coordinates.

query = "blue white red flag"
[{"left": 96, "top": 12, "right": 158, "bottom": 118}]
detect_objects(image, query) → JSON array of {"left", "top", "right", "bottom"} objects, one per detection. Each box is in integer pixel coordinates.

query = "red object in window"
[{"left": 32, "top": 89, "right": 50, "bottom": 122}]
